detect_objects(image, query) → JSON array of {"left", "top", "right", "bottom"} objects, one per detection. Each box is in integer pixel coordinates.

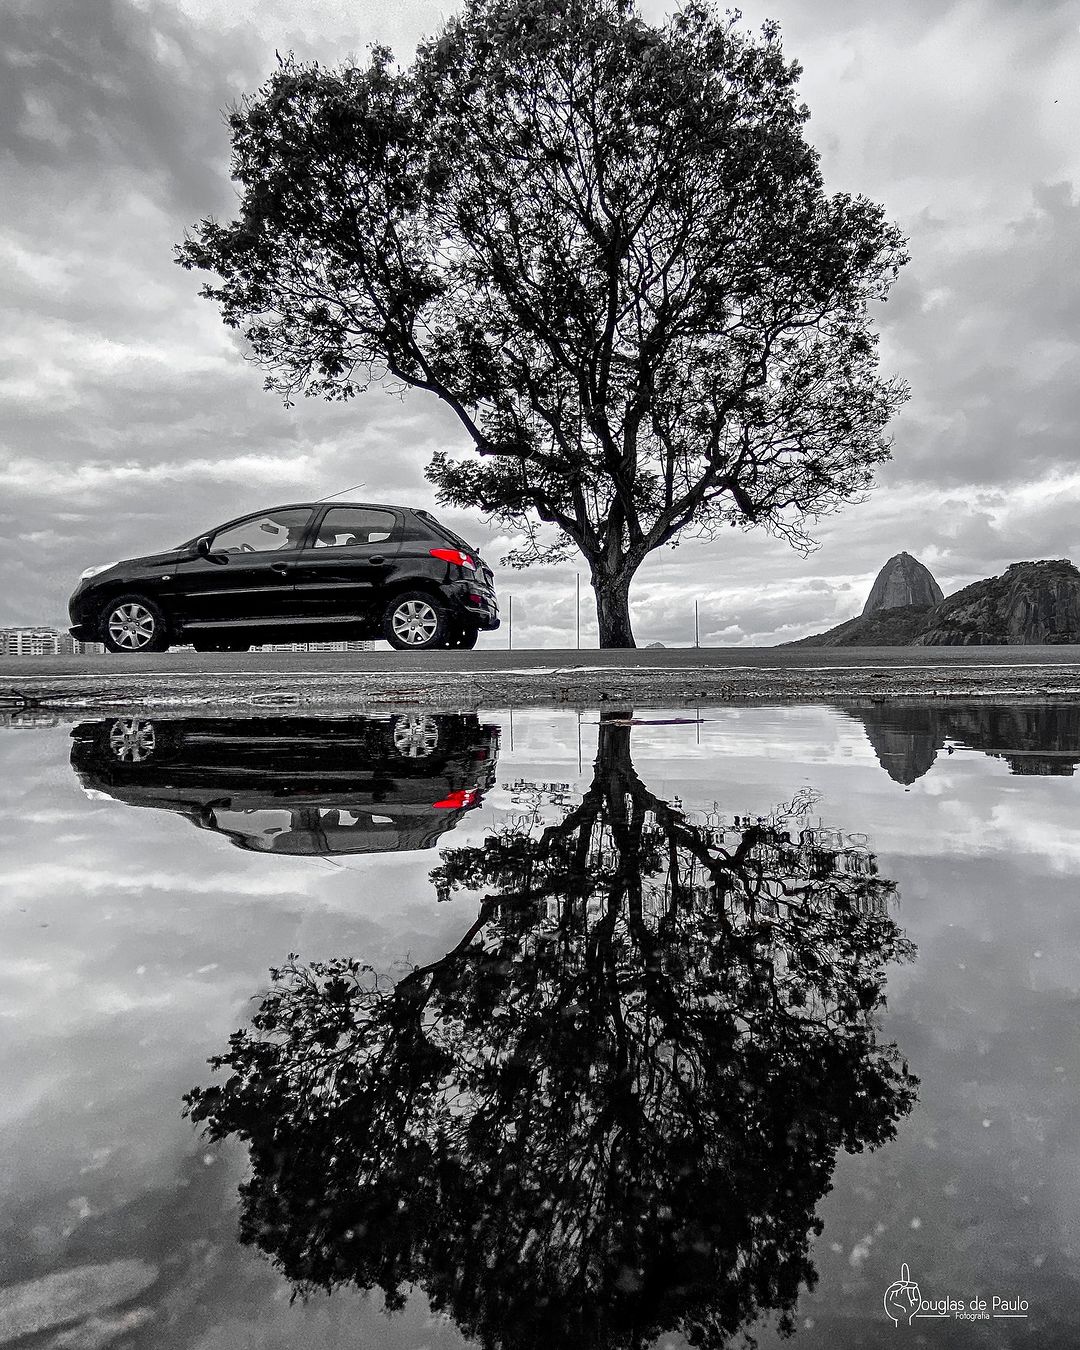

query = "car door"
[
  {"left": 291, "top": 506, "right": 402, "bottom": 621},
  {"left": 170, "top": 507, "right": 316, "bottom": 625}
]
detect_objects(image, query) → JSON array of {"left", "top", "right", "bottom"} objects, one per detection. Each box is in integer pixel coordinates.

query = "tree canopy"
[
  {"left": 186, "top": 719, "right": 917, "bottom": 1349},
  {"left": 177, "top": 0, "right": 909, "bottom": 645}
]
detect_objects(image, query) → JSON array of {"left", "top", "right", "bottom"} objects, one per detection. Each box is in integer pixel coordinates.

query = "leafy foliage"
[
  {"left": 187, "top": 720, "right": 916, "bottom": 1349},
  {"left": 177, "top": 0, "right": 908, "bottom": 644}
]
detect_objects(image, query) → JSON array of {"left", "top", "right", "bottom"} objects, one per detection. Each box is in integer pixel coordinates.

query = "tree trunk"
[{"left": 592, "top": 568, "right": 636, "bottom": 648}]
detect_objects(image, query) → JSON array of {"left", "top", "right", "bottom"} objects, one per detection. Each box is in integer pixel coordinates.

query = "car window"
[
  {"left": 399, "top": 515, "right": 476, "bottom": 551},
  {"left": 397, "top": 518, "right": 442, "bottom": 543},
  {"left": 313, "top": 508, "right": 398, "bottom": 549},
  {"left": 212, "top": 509, "right": 313, "bottom": 554}
]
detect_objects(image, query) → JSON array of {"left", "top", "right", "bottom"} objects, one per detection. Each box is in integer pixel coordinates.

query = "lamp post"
[{"left": 576, "top": 573, "right": 580, "bottom": 650}]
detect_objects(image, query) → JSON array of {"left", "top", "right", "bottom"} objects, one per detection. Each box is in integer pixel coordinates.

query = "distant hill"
[
  {"left": 786, "top": 604, "right": 932, "bottom": 648},
  {"left": 791, "top": 559, "right": 1080, "bottom": 647}
]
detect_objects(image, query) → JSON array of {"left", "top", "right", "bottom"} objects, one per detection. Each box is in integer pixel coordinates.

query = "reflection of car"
[
  {"left": 68, "top": 502, "right": 500, "bottom": 653},
  {"left": 70, "top": 714, "right": 499, "bottom": 857}
]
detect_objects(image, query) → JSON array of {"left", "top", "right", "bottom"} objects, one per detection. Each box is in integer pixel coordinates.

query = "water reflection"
[
  {"left": 849, "top": 702, "right": 1080, "bottom": 784},
  {"left": 69, "top": 714, "right": 499, "bottom": 856},
  {"left": 187, "top": 716, "right": 917, "bottom": 1349}
]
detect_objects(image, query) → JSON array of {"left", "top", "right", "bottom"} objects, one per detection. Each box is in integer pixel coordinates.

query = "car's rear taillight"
[
  {"left": 429, "top": 548, "right": 475, "bottom": 570},
  {"left": 432, "top": 788, "right": 479, "bottom": 809}
]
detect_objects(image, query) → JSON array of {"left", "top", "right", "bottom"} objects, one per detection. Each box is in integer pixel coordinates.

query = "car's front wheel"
[
  {"left": 383, "top": 592, "right": 448, "bottom": 651},
  {"left": 100, "top": 594, "right": 169, "bottom": 653}
]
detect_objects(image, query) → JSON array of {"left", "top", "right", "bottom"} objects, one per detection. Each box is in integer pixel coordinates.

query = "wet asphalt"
[{"left": 3, "top": 646, "right": 1080, "bottom": 715}]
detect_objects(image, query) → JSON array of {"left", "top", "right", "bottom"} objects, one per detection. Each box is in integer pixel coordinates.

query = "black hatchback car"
[{"left": 68, "top": 502, "right": 500, "bottom": 653}]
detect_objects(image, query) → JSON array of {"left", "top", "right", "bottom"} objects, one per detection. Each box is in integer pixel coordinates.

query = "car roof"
[{"left": 258, "top": 502, "right": 422, "bottom": 514}]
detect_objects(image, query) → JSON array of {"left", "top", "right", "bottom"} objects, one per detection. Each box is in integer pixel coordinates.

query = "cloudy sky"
[{"left": 2, "top": 0, "right": 1079, "bottom": 646}]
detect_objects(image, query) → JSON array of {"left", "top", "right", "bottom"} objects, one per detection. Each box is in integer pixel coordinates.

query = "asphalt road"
[
  {"left": 4, "top": 646, "right": 1080, "bottom": 715},
  {"left": 7, "top": 644, "right": 1080, "bottom": 679}
]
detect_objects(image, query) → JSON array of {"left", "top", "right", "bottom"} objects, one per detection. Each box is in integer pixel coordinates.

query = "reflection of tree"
[{"left": 187, "top": 719, "right": 917, "bottom": 1350}]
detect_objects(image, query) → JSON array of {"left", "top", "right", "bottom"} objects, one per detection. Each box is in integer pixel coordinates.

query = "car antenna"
[{"left": 315, "top": 483, "right": 367, "bottom": 503}]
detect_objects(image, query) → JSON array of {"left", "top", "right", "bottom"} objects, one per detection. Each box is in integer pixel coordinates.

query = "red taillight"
[
  {"left": 432, "top": 788, "right": 479, "bottom": 810},
  {"left": 429, "top": 548, "right": 474, "bottom": 570}
]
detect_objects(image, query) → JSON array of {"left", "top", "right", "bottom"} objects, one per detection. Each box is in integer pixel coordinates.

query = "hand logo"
[{"left": 883, "top": 1263, "right": 921, "bottom": 1325}]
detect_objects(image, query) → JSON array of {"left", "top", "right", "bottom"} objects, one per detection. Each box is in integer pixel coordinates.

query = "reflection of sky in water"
[{"left": 0, "top": 705, "right": 1077, "bottom": 1347}]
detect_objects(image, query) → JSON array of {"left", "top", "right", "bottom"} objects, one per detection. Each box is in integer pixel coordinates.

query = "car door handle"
[
  {"left": 269, "top": 562, "right": 291, "bottom": 575},
  {"left": 367, "top": 555, "right": 386, "bottom": 566}
]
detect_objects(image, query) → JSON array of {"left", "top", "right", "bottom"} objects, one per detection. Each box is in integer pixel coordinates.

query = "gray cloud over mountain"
[{"left": 2, "top": 0, "right": 1078, "bottom": 644}]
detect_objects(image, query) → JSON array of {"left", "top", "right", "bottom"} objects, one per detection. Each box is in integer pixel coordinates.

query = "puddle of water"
[{"left": 0, "top": 703, "right": 1077, "bottom": 1348}]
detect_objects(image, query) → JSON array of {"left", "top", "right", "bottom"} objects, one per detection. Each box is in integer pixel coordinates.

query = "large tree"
[{"left": 178, "top": 0, "right": 908, "bottom": 646}]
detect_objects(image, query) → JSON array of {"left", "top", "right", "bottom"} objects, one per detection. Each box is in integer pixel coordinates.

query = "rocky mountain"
[
  {"left": 786, "top": 604, "right": 931, "bottom": 648},
  {"left": 862, "top": 552, "right": 943, "bottom": 616},
  {"left": 791, "top": 559, "right": 1080, "bottom": 647},
  {"left": 914, "top": 560, "right": 1080, "bottom": 645}
]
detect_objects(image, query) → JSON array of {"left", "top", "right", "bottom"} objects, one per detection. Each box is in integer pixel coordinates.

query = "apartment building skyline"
[
  {"left": 1, "top": 626, "right": 373, "bottom": 656},
  {"left": 1, "top": 625, "right": 104, "bottom": 656}
]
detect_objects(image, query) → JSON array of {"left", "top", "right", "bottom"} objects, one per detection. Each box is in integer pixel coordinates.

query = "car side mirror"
[{"left": 195, "top": 535, "right": 212, "bottom": 557}]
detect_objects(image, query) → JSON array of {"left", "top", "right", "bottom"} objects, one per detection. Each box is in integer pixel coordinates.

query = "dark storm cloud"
[
  {"left": 878, "top": 182, "right": 1080, "bottom": 490},
  {"left": 0, "top": 0, "right": 259, "bottom": 216}
]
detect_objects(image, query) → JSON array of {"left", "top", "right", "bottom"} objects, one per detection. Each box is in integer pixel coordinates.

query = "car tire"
[
  {"left": 383, "top": 592, "right": 449, "bottom": 651},
  {"left": 99, "top": 716, "right": 180, "bottom": 764},
  {"left": 390, "top": 714, "right": 441, "bottom": 759},
  {"left": 445, "top": 623, "right": 479, "bottom": 650},
  {"left": 99, "top": 593, "right": 170, "bottom": 653}
]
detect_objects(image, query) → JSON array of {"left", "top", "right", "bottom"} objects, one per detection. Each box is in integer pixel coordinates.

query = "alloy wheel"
[
  {"left": 392, "top": 715, "right": 440, "bottom": 759},
  {"left": 108, "top": 718, "right": 156, "bottom": 763},
  {"left": 391, "top": 598, "right": 439, "bottom": 647},
  {"left": 107, "top": 602, "right": 157, "bottom": 651}
]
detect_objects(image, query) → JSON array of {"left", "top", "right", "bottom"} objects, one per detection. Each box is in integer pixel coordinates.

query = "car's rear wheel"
[
  {"left": 100, "top": 594, "right": 169, "bottom": 653},
  {"left": 383, "top": 592, "right": 448, "bottom": 651}
]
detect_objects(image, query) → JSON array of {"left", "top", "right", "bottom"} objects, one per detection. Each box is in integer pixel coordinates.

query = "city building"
[
  {"left": 0, "top": 626, "right": 105, "bottom": 656},
  {"left": 0, "top": 627, "right": 372, "bottom": 657}
]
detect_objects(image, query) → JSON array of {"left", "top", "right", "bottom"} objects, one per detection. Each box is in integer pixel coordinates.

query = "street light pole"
[
  {"left": 576, "top": 573, "right": 580, "bottom": 649},
  {"left": 694, "top": 600, "right": 700, "bottom": 649},
  {"left": 508, "top": 594, "right": 513, "bottom": 650}
]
